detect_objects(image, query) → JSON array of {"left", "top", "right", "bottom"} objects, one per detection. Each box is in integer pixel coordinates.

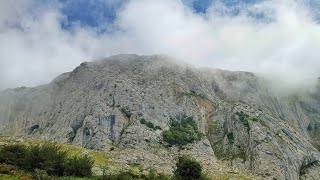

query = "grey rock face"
[{"left": 0, "top": 54, "right": 319, "bottom": 179}]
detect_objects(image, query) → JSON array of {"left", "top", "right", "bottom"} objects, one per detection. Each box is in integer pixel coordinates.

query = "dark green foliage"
[
  {"left": 162, "top": 116, "right": 201, "bottom": 147},
  {"left": 0, "top": 143, "right": 93, "bottom": 177},
  {"left": 226, "top": 132, "right": 234, "bottom": 144},
  {"left": 34, "top": 169, "right": 51, "bottom": 180},
  {"left": 64, "top": 154, "right": 93, "bottom": 177},
  {"left": 121, "top": 108, "right": 132, "bottom": 119},
  {"left": 140, "top": 119, "right": 162, "bottom": 131},
  {"left": 174, "top": 156, "right": 202, "bottom": 180},
  {"left": 25, "top": 143, "right": 67, "bottom": 176},
  {"left": 140, "top": 118, "right": 147, "bottom": 124},
  {"left": 235, "top": 111, "right": 250, "bottom": 133},
  {"left": 146, "top": 122, "right": 155, "bottom": 129},
  {"left": 0, "top": 144, "right": 28, "bottom": 167},
  {"left": 0, "top": 164, "right": 16, "bottom": 174}
]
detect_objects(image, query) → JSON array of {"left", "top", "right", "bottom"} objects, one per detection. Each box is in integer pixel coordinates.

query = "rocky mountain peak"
[{"left": 0, "top": 54, "right": 320, "bottom": 179}]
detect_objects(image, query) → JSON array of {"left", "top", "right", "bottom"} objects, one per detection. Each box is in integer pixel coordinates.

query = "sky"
[{"left": 0, "top": 0, "right": 320, "bottom": 90}]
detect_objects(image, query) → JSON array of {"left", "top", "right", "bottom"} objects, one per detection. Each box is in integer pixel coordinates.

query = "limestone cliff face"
[{"left": 0, "top": 54, "right": 319, "bottom": 179}]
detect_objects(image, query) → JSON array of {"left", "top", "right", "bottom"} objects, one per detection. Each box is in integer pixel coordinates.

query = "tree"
[{"left": 174, "top": 156, "right": 202, "bottom": 180}]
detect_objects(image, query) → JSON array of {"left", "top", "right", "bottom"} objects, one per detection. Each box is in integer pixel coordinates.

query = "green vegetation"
[
  {"left": 0, "top": 143, "right": 93, "bottom": 177},
  {"left": 174, "top": 156, "right": 208, "bottom": 180},
  {"left": 162, "top": 116, "right": 202, "bottom": 147},
  {"left": 120, "top": 108, "right": 132, "bottom": 119},
  {"left": 98, "top": 170, "right": 171, "bottom": 180},
  {"left": 226, "top": 132, "right": 234, "bottom": 144},
  {"left": 235, "top": 111, "right": 250, "bottom": 133},
  {"left": 140, "top": 118, "right": 162, "bottom": 130},
  {"left": 65, "top": 155, "right": 94, "bottom": 177}
]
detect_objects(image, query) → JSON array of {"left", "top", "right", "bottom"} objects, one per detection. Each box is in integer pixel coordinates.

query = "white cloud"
[{"left": 0, "top": 0, "right": 319, "bottom": 91}]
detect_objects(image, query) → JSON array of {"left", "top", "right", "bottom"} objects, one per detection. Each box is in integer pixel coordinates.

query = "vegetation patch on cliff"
[
  {"left": 162, "top": 116, "right": 202, "bottom": 147},
  {"left": 236, "top": 111, "right": 250, "bottom": 133},
  {"left": 140, "top": 118, "right": 162, "bottom": 130}
]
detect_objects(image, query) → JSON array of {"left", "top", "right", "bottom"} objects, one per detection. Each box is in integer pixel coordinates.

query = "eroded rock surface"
[{"left": 0, "top": 54, "right": 319, "bottom": 179}]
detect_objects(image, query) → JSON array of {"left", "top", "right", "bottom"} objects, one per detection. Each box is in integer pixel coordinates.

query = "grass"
[{"left": 0, "top": 136, "right": 256, "bottom": 180}]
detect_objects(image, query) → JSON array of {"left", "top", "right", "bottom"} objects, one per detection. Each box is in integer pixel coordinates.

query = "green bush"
[
  {"left": 0, "top": 164, "right": 16, "bottom": 174},
  {"left": 146, "top": 122, "right": 155, "bottom": 129},
  {"left": 25, "top": 143, "right": 67, "bottom": 176},
  {"left": 235, "top": 111, "right": 250, "bottom": 133},
  {"left": 162, "top": 116, "right": 201, "bottom": 147},
  {"left": 0, "top": 144, "right": 28, "bottom": 167},
  {"left": 174, "top": 156, "right": 202, "bottom": 180},
  {"left": 140, "top": 119, "right": 162, "bottom": 131},
  {"left": 0, "top": 142, "right": 93, "bottom": 178},
  {"left": 34, "top": 169, "right": 51, "bottom": 180},
  {"left": 121, "top": 108, "right": 132, "bottom": 119},
  {"left": 64, "top": 154, "right": 93, "bottom": 177},
  {"left": 140, "top": 118, "right": 147, "bottom": 124}
]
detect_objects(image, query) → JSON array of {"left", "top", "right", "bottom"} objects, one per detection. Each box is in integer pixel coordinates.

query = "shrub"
[
  {"left": 174, "top": 156, "right": 202, "bottom": 180},
  {"left": 25, "top": 143, "right": 67, "bottom": 176},
  {"left": 0, "top": 142, "right": 93, "bottom": 178},
  {"left": 146, "top": 122, "right": 155, "bottom": 129},
  {"left": 0, "top": 144, "right": 28, "bottom": 167},
  {"left": 235, "top": 111, "right": 250, "bottom": 133},
  {"left": 0, "top": 164, "right": 16, "bottom": 174},
  {"left": 121, "top": 108, "right": 132, "bottom": 119},
  {"left": 162, "top": 116, "right": 201, "bottom": 147},
  {"left": 64, "top": 154, "right": 93, "bottom": 177},
  {"left": 34, "top": 169, "right": 51, "bottom": 180},
  {"left": 140, "top": 119, "right": 162, "bottom": 131},
  {"left": 140, "top": 118, "right": 146, "bottom": 124},
  {"left": 144, "top": 169, "right": 171, "bottom": 180}
]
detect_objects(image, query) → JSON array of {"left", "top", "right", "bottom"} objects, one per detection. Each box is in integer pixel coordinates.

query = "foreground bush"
[
  {"left": 174, "top": 156, "right": 203, "bottom": 180},
  {"left": 162, "top": 116, "right": 202, "bottom": 147},
  {"left": 25, "top": 143, "right": 67, "bottom": 176},
  {"left": 0, "top": 143, "right": 93, "bottom": 177},
  {"left": 0, "top": 144, "right": 28, "bottom": 167},
  {"left": 64, "top": 154, "right": 93, "bottom": 177}
]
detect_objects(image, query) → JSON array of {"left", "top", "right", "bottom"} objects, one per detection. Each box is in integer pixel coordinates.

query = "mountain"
[{"left": 0, "top": 54, "right": 320, "bottom": 179}]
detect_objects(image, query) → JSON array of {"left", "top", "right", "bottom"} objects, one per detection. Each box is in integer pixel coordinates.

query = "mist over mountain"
[
  {"left": 1, "top": 0, "right": 320, "bottom": 90},
  {"left": 0, "top": 55, "right": 320, "bottom": 179},
  {"left": 1, "top": 0, "right": 320, "bottom": 179}
]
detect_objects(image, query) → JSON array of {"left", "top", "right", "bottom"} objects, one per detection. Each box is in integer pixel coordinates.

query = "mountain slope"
[{"left": 0, "top": 54, "right": 319, "bottom": 179}]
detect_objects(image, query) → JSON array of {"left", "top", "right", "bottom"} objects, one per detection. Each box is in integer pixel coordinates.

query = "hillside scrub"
[
  {"left": 162, "top": 116, "right": 202, "bottom": 147},
  {"left": 174, "top": 156, "right": 208, "bottom": 180},
  {"left": 0, "top": 143, "right": 93, "bottom": 177}
]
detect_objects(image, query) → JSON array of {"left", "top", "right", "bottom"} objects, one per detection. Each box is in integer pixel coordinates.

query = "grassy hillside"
[{"left": 0, "top": 136, "right": 255, "bottom": 180}]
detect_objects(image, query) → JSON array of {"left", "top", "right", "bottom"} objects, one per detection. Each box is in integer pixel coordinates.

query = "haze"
[{"left": 0, "top": 0, "right": 319, "bottom": 90}]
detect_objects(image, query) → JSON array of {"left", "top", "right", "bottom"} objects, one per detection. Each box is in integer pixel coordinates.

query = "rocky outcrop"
[{"left": 0, "top": 54, "right": 319, "bottom": 179}]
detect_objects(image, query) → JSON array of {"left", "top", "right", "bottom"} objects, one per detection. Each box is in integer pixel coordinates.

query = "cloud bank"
[{"left": 0, "top": 0, "right": 319, "bottom": 90}]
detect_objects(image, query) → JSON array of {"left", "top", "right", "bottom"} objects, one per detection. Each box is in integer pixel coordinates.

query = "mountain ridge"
[{"left": 0, "top": 54, "right": 320, "bottom": 179}]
